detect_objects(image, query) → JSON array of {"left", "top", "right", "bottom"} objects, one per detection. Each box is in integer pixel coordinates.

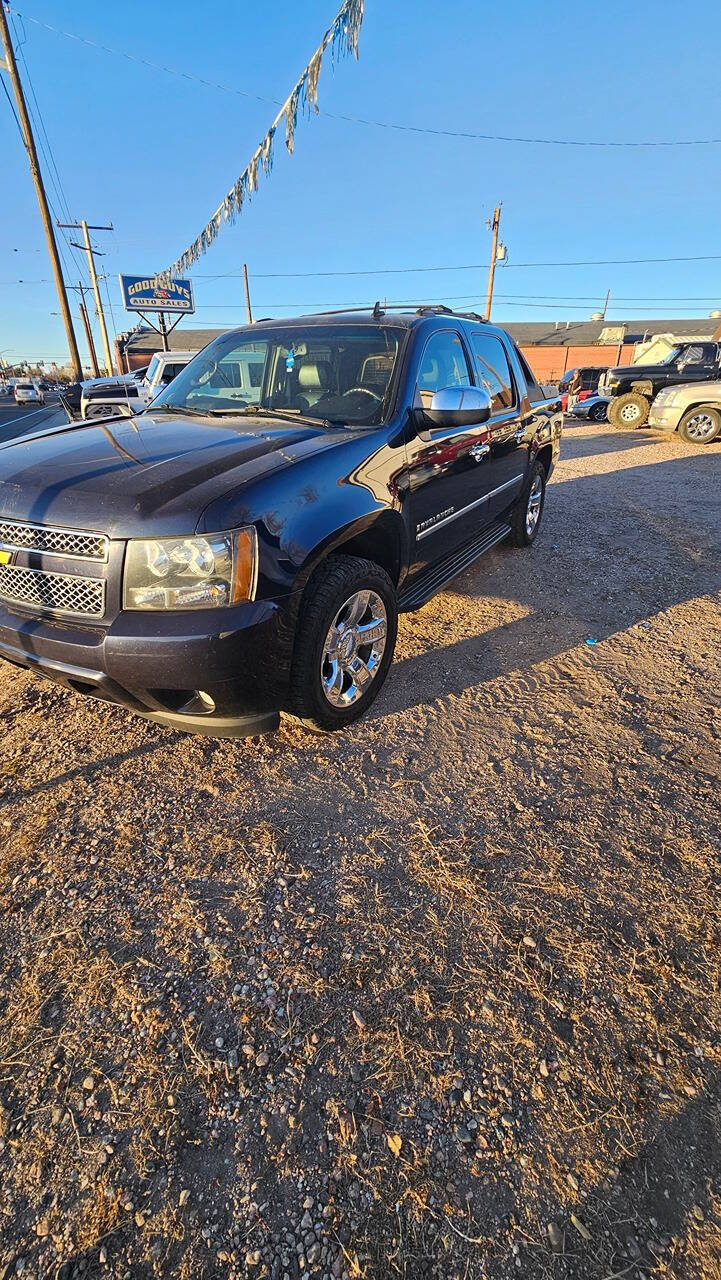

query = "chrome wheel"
[
  {"left": 320, "top": 589, "right": 387, "bottom": 707},
  {"left": 525, "top": 473, "right": 543, "bottom": 537},
  {"left": 620, "top": 402, "right": 642, "bottom": 424},
  {"left": 684, "top": 411, "right": 717, "bottom": 442}
]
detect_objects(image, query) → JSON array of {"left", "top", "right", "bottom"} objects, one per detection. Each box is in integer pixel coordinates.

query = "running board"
[{"left": 398, "top": 520, "right": 512, "bottom": 612}]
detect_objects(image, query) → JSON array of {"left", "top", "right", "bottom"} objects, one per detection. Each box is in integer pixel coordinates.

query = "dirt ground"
[{"left": 0, "top": 422, "right": 719, "bottom": 1280}]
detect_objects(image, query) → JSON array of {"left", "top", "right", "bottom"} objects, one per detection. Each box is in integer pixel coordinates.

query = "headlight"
[{"left": 123, "top": 527, "right": 257, "bottom": 611}]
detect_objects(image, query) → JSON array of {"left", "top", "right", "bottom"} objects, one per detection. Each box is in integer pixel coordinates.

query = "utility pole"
[
  {"left": 59, "top": 220, "right": 114, "bottom": 374},
  {"left": 0, "top": 2, "right": 82, "bottom": 378},
  {"left": 243, "top": 263, "right": 253, "bottom": 324},
  {"left": 77, "top": 283, "right": 100, "bottom": 377},
  {"left": 484, "top": 205, "right": 502, "bottom": 321}
]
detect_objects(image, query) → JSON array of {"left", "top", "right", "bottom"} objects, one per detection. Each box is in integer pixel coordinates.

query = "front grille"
[
  {"left": 0, "top": 563, "right": 105, "bottom": 618},
  {"left": 0, "top": 519, "right": 108, "bottom": 561}
]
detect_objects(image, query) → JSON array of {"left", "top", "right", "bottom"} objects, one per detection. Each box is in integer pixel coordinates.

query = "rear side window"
[{"left": 470, "top": 334, "right": 515, "bottom": 411}]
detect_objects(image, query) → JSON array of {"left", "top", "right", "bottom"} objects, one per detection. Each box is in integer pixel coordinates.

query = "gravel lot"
[{"left": 1, "top": 422, "right": 719, "bottom": 1280}]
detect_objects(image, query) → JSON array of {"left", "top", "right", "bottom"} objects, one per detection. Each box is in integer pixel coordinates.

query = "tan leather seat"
[{"left": 297, "top": 362, "right": 330, "bottom": 407}]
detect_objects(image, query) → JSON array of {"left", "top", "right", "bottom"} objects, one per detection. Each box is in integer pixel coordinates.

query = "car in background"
[
  {"left": 648, "top": 381, "right": 721, "bottom": 444},
  {"left": 13, "top": 381, "right": 44, "bottom": 406},
  {"left": 81, "top": 352, "right": 197, "bottom": 420},
  {"left": 567, "top": 394, "right": 610, "bottom": 423},
  {"left": 558, "top": 366, "right": 604, "bottom": 412},
  {"left": 600, "top": 342, "right": 721, "bottom": 428}
]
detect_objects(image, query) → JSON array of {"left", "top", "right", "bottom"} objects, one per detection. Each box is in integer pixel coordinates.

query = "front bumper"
[
  {"left": 647, "top": 404, "right": 679, "bottom": 431},
  {"left": 0, "top": 598, "right": 289, "bottom": 737}
]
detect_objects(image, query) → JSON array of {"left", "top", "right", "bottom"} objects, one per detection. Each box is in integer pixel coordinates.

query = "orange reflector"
[{"left": 231, "top": 527, "right": 257, "bottom": 603}]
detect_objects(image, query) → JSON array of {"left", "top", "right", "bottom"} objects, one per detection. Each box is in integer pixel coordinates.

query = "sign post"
[{"left": 119, "top": 275, "right": 195, "bottom": 361}]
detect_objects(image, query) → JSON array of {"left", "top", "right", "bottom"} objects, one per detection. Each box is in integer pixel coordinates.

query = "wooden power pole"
[
  {"left": 484, "top": 205, "right": 502, "bottom": 321},
  {"left": 0, "top": 2, "right": 82, "bottom": 378},
  {"left": 59, "top": 220, "right": 115, "bottom": 374},
  {"left": 77, "top": 283, "right": 100, "bottom": 377}
]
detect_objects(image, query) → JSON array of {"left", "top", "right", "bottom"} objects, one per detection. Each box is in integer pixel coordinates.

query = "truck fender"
[
  {"left": 293, "top": 508, "right": 408, "bottom": 598},
  {"left": 630, "top": 381, "right": 653, "bottom": 397}
]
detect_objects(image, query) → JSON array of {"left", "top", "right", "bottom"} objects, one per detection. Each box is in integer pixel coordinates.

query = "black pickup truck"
[
  {"left": 599, "top": 341, "right": 721, "bottom": 428},
  {"left": 0, "top": 307, "right": 561, "bottom": 737}
]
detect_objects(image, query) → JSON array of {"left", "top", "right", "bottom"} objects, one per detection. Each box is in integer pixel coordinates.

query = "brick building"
[{"left": 114, "top": 317, "right": 721, "bottom": 383}]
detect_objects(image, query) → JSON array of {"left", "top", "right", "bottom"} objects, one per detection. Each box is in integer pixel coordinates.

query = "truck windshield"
[{"left": 155, "top": 325, "right": 404, "bottom": 425}]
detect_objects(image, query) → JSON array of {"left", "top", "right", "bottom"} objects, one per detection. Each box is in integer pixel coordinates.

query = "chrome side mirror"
[{"left": 421, "top": 384, "right": 492, "bottom": 432}]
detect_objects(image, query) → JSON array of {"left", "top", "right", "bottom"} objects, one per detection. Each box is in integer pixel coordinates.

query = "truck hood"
[
  {"left": 0, "top": 409, "right": 345, "bottom": 538},
  {"left": 604, "top": 362, "right": 674, "bottom": 379}
]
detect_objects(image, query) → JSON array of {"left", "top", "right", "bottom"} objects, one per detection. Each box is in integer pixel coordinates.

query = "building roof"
[
  {"left": 119, "top": 315, "right": 720, "bottom": 354},
  {"left": 501, "top": 318, "right": 719, "bottom": 347}
]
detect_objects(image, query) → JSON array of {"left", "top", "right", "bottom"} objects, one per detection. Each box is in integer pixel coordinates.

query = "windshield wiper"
[
  {"left": 238, "top": 405, "right": 342, "bottom": 428},
  {"left": 150, "top": 403, "right": 207, "bottom": 416}
]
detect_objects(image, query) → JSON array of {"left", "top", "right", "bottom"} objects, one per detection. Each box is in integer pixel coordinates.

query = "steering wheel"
[{"left": 343, "top": 386, "right": 382, "bottom": 402}]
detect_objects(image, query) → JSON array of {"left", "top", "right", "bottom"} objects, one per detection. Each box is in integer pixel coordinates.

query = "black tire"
[
  {"left": 508, "top": 460, "right": 546, "bottom": 547},
  {"left": 608, "top": 392, "right": 650, "bottom": 429},
  {"left": 85, "top": 404, "right": 114, "bottom": 420},
  {"left": 589, "top": 400, "right": 609, "bottom": 423},
  {"left": 677, "top": 405, "right": 721, "bottom": 445},
  {"left": 289, "top": 555, "right": 398, "bottom": 731}
]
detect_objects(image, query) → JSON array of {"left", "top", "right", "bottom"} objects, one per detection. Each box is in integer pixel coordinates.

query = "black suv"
[{"left": 0, "top": 307, "right": 561, "bottom": 737}]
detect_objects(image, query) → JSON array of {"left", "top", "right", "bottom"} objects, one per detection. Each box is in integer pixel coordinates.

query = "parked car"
[
  {"left": 80, "top": 352, "right": 196, "bottom": 420},
  {"left": 13, "top": 381, "right": 44, "bottom": 406},
  {"left": 0, "top": 307, "right": 562, "bottom": 738},
  {"left": 558, "top": 366, "right": 604, "bottom": 413},
  {"left": 567, "top": 394, "right": 610, "bottom": 423},
  {"left": 648, "top": 381, "right": 721, "bottom": 444},
  {"left": 599, "top": 342, "right": 721, "bottom": 428}
]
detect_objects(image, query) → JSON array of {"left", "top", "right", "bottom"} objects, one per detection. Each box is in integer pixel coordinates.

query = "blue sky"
[{"left": 2, "top": 0, "right": 721, "bottom": 369}]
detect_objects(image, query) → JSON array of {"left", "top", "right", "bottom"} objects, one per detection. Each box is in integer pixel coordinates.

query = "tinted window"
[
  {"left": 417, "top": 330, "right": 472, "bottom": 407},
  {"left": 682, "top": 345, "right": 704, "bottom": 365},
  {"left": 470, "top": 334, "right": 515, "bottom": 411},
  {"left": 159, "top": 325, "right": 403, "bottom": 425}
]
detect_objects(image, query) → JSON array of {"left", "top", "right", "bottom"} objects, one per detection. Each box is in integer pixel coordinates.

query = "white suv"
[
  {"left": 80, "top": 351, "right": 196, "bottom": 420},
  {"left": 14, "top": 381, "right": 44, "bottom": 406}
]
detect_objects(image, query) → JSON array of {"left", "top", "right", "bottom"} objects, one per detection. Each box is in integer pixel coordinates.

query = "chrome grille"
[
  {"left": 0, "top": 563, "right": 105, "bottom": 618},
  {"left": 0, "top": 519, "right": 108, "bottom": 561}
]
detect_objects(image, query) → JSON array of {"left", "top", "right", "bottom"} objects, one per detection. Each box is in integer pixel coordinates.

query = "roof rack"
[{"left": 297, "top": 302, "right": 488, "bottom": 323}]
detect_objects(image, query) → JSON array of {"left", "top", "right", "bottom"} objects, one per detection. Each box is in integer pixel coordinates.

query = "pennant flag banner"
[{"left": 156, "top": 0, "right": 364, "bottom": 286}]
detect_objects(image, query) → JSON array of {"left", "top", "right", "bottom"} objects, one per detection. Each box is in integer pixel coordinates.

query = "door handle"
[{"left": 469, "top": 442, "right": 490, "bottom": 462}]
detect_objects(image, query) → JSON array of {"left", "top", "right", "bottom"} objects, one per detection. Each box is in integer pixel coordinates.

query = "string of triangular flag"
[{"left": 155, "top": 0, "right": 364, "bottom": 286}]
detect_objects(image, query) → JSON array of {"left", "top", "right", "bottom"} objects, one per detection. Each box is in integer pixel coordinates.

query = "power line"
[
  {"left": 10, "top": 278, "right": 721, "bottom": 305},
  {"left": 190, "top": 253, "right": 721, "bottom": 281},
  {"left": 15, "top": 9, "right": 721, "bottom": 151}
]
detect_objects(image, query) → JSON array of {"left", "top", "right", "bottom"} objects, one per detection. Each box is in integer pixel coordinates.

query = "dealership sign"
[{"left": 119, "top": 274, "right": 195, "bottom": 314}]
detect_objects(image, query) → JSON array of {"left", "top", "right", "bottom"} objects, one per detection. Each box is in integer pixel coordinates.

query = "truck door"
[
  {"left": 675, "top": 344, "right": 719, "bottom": 383},
  {"left": 404, "top": 328, "right": 500, "bottom": 576},
  {"left": 466, "top": 330, "right": 527, "bottom": 521}
]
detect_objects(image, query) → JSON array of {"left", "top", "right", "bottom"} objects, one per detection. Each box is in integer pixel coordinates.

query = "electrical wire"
[
  {"left": 192, "top": 254, "right": 721, "bottom": 280},
  {"left": 14, "top": 9, "right": 721, "bottom": 150}
]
